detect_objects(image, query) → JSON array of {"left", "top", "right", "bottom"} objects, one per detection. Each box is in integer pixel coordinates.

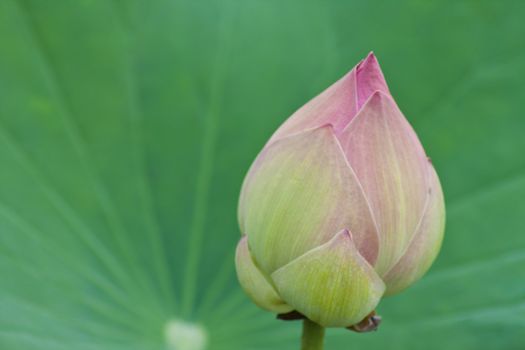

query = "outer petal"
[
  {"left": 338, "top": 91, "right": 429, "bottom": 275},
  {"left": 238, "top": 126, "right": 379, "bottom": 274},
  {"left": 271, "top": 230, "right": 385, "bottom": 327},
  {"left": 235, "top": 236, "right": 293, "bottom": 313},
  {"left": 383, "top": 164, "right": 445, "bottom": 295},
  {"left": 268, "top": 71, "right": 359, "bottom": 142},
  {"left": 268, "top": 53, "right": 389, "bottom": 143}
]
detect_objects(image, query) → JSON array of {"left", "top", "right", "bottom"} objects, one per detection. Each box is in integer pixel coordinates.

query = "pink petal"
[
  {"left": 268, "top": 71, "right": 359, "bottom": 143},
  {"left": 355, "top": 52, "right": 390, "bottom": 110},
  {"left": 268, "top": 53, "right": 391, "bottom": 144},
  {"left": 337, "top": 91, "right": 429, "bottom": 275}
]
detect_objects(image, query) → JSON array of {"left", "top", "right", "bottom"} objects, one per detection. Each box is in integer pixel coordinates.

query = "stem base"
[{"left": 301, "top": 319, "right": 325, "bottom": 350}]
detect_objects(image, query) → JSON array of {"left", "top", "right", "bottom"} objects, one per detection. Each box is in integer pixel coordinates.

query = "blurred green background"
[{"left": 1, "top": 0, "right": 524, "bottom": 349}]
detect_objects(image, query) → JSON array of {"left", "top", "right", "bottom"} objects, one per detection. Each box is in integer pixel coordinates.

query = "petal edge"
[
  {"left": 235, "top": 236, "right": 293, "bottom": 313},
  {"left": 383, "top": 164, "right": 445, "bottom": 295},
  {"left": 338, "top": 91, "right": 430, "bottom": 275},
  {"left": 239, "top": 125, "right": 380, "bottom": 273},
  {"left": 271, "top": 229, "right": 385, "bottom": 327}
]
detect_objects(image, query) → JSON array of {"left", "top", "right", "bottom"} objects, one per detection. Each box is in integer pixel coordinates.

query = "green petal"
[
  {"left": 383, "top": 165, "right": 446, "bottom": 295},
  {"left": 238, "top": 126, "right": 379, "bottom": 274},
  {"left": 235, "top": 236, "right": 293, "bottom": 313},
  {"left": 271, "top": 230, "right": 385, "bottom": 327}
]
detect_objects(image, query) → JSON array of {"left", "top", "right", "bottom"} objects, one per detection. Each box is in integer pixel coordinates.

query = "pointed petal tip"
[
  {"left": 366, "top": 51, "right": 377, "bottom": 60},
  {"left": 324, "top": 229, "right": 352, "bottom": 249},
  {"left": 370, "top": 89, "right": 388, "bottom": 99},
  {"left": 336, "top": 228, "right": 352, "bottom": 241},
  {"left": 280, "top": 123, "right": 337, "bottom": 141},
  {"left": 318, "top": 122, "right": 336, "bottom": 132},
  {"left": 358, "top": 51, "right": 381, "bottom": 72},
  {"left": 239, "top": 234, "right": 248, "bottom": 244},
  {"left": 305, "top": 123, "right": 339, "bottom": 139},
  {"left": 356, "top": 89, "right": 393, "bottom": 112},
  {"left": 354, "top": 53, "right": 390, "bottom": 109}
]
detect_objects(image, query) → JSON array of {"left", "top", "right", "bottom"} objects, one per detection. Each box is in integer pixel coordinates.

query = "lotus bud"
[{"left": 235, "top": 53, "right": 445, "bottom": 328}]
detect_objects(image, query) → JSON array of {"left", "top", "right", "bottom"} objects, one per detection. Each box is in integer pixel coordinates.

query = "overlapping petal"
[
  {"left": 337, "top": 91, "right": 429, "bottom": 275},
  {"left": 238, "top": 125, "right": 379, "bottom": 274},
  {"left": 355, "top": 52, "right": 390, "bottom": 110},
  {"left": 236, "top": 53, "right": 446, "bottom": 324},
  {"left": 235, "top": 236, "right": 293, "bottom": 313},
  {"left": 269, "top": 53, "right": 389, "bottom": 143},
  {"left": 271, "top": 229, "right": 385, "bottom": 327},
  {"left": 383, "top": 164, "right": 445, "bottom": 295}
]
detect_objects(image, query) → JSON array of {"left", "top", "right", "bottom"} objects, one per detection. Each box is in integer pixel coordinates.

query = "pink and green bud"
[{"left": 235, "top": 53, "right": 445, "bottom": 328}]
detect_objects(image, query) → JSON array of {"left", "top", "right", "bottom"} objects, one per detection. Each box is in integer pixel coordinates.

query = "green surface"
[{"left": 1, "top": 0, "right": 524, "bottom": 349}]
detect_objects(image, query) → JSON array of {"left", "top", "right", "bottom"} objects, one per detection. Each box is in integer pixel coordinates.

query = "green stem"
[{"left": 301, "top": 319, "right": 325, "bottom": 350}]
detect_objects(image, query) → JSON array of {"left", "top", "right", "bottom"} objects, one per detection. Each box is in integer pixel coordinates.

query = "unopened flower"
[{"left": 235, "top": 53, "right": 445, "bottom": 328}]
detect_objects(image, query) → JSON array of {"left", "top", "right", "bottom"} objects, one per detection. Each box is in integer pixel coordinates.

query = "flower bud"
[{"left": 235, "top": 53, "right": 445, "bottom": 328}]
